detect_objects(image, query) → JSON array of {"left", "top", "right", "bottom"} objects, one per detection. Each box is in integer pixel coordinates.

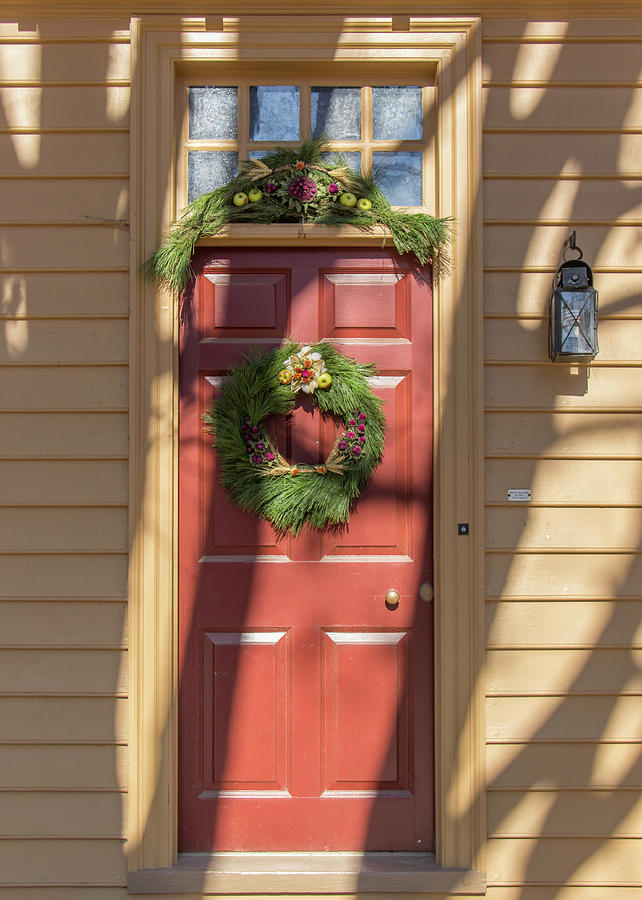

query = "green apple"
[
  {"left": 356, "top": 197, "right": 373, "bottom": 211},
  {"left": 339, "top": 192, "right": 357, "bottom": 208},
  {"left": 248, "top": 188, "right": 262, "bottom": 202},
  {"left": 232, "top": 192, "right": 249, "bottom": 207}
]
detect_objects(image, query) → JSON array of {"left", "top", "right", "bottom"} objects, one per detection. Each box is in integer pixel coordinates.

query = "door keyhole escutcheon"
[
  {"left": 385, "top": 589, "right": 400, "bottom": 609},
  {"left": 419, "top": 582, "right": 434, "bottom": 604}
]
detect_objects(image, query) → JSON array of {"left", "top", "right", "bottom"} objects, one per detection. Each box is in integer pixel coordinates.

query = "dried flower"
[
  {"left": 328, "top": 182, "right": 339, "bottom": 193},
  {"left": 357, "top": 424, "right": 365, "bottom": 433},
  {"left": 346, "top": 431, "right": 356, "bottom": 439},
  {"left": 253, "top": 454, "right": 263, "bottom": 463},
  {"left": 266, "top": 452, "right": 275, "bottom": 461},
  {"left": 351, "top": 445, "right": 362, "bottom": 455},
  {"left": 338, "top": 440, "right": 347, "bottom": 450},
  {"left": 265, "top": 182, "right": 278, "bottom": 193},
  {"left": 288, "top": 175, "right": 318, "bottom": 202}
]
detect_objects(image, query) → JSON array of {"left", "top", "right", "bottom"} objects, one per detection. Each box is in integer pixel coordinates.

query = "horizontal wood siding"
[
  {"left": 483, "top": 17, "right": 642, "bottom": 898},
  {"left": 2, "top": 9, "right": 642, "bottom": 900},
  {"left": 0, "top": 16, "right": 129, "bottom": 896}
]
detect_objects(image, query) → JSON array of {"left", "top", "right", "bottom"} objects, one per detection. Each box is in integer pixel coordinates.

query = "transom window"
[{"left": 178, "top": 63, "right": 436, "bottom": 209}]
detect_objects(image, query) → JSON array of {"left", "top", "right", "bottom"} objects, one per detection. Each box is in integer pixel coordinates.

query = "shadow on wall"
[
  {"left": 132, "top": 15, "right": 642, "bottom": 898},
  {"left": 1, "top": 12, "right": 636, "bottom": 897},
  {"left": 482, "top": 18, "right": 642, "bottom": 894}
]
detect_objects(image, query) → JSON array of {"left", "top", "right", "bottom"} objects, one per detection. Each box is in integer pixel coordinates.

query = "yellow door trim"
[{"left": 128, "top": 14, "right": 485, "bottom": 893}]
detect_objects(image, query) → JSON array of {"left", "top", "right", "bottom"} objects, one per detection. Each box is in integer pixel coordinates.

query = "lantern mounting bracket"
[{"left": 563, "top": 230, "right": 583, "bottom": 262}]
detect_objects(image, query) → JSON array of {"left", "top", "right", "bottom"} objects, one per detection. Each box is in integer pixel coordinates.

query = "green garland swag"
[
  {"left": 144, "top": 139, "right": 451, "bottom": 294},
  {"left": 205, "top": 341, "right": 385, "bottom": 535}
]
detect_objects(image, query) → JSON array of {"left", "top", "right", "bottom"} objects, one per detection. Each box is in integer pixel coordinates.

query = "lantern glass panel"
[{"left": 560, "top": 290, "right": 595, "bottom": 356}]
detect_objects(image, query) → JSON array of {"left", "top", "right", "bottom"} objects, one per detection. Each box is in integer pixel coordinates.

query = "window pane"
[
  {"left": 372, "top": 151, "right": 423, "bottom": 206},
  {"left": 188, "top": 151, "right": 238, "bottom": 202},
  {"left": 189, "top": 86, "right": 238, "bottom": 140},
  {"left": 249, "top": 86, "right": 300, "bottom": 141},
  {"left": 311, "top": 87, "right": 361, "bottom": 140},
  {"left": 372, "top": 86, "right": 423, "bottom": 140},
  {"left": 321, "top": 151, "right": 362, "bottom": 173}
]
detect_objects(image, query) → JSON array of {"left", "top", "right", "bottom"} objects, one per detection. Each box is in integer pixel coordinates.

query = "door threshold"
[{"left": 128, "top": 851, "right": 486, "bottom": 894}]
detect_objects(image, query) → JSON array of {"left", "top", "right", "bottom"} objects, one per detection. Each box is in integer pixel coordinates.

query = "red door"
[{"left": 179, "top": 246, "right": 433, "bottom": 852}]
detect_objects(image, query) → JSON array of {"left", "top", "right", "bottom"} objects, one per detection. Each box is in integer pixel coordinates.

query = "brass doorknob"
[{"left": 385, "top": 589, "right": 400, "bottom": 609}]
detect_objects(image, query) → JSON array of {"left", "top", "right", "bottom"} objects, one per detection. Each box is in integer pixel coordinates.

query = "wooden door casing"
[{"left": 179, "top": 247, "right": 433, "bottom": 851}]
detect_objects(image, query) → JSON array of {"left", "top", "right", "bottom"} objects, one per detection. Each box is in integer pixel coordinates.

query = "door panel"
[{"left": 179, "top": 247, "right": 433, "bottom": 851}]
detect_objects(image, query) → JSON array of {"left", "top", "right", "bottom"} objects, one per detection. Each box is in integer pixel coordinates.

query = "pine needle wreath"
[
  {"left": 144, "top": 139, "right": 451, "bottom": 294},
  {"left": 204, "top": 341, "right": 385, "bottom": 535}
]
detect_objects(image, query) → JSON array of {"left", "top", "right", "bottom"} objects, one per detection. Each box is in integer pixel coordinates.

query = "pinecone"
[{"left": 288, "top": 175, "right": 318, "bottom": 202}]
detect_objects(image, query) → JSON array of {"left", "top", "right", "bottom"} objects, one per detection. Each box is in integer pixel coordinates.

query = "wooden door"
[{"left": 179, "top": 246, "right": 433, "bottom": 852}]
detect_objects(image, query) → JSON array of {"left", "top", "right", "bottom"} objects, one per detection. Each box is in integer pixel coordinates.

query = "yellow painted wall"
[{"left": 0, "top": 9, "right": 641, "bottom": 899}]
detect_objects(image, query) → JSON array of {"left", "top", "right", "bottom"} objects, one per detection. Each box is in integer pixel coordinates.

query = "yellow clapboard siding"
[
  {"left": 0, "top": 508, "right": 127, "bottom": 552},
  {"left": 0, "top": 20, "right": 129, "bottom": 39},
  {"left": 483, "top": 179, "right": 642, "bottom": 225},
  {"left": 484, "top": 87, "right": 642, "bottom": 129},
  {"left": 0, "top": 460, "right": 127, "bottom": 503},
  {"left": 0, "top": 413, "right": 128, "bottom": 458},
  {"left": 0, "top": 555, "right": 127, "bottom": 598},
  {"left": 0, "top": 272, "right": 128, "bottom": 317},
  {"left": 486, "top": 318, "right": 642, "bottom": 362},
  {"left": 487, "top": 695, "right": 642, "bottom": 741},
  {"left": 484, "top": 271, "right": 642, "bottom": 317},
  {"left": 0, "top": 367, "right": 127, "bottom": 411},
  {"left": 487, "top": 600, "right": 642, "bottom": 648},
  {"left": 488, "top": 836, "right": 642, "bottom": 885},
  {"left": 486, "top": 458, "right": 642, "bottom": 503},
  {"left": 0, "top": 791, "right": 125, "bottom": 837},
  {"left": 0, "top": 887, "right": 128, "bottom": 899},
  {"left": 486, "top": 648, "right": 642, "bottom": 694},
  {"left": 486, "top": 889, "right": 642, "bottom": 900},
  {"left": 482, "top": 19, "right": 642, "bottom": 39},
  {"left": 488, "top": 789, "right": 642, "bottom": 837},
  {"left": 0, "top": 697, "right": 127, "bottom": 742},
  {"left": 485, "top": 412, "right": 642, "bottom": 458},
  {"left": 487, "top": 553, "right": 640, "bottom": 599},
  {"left": 484, "top": 133, "right": 642, "bottom": 176},
  {"left": 0, "top": 838, "right": 125, "bottom": 886},
  {"left": 0, "top": 601, "right": 127, "bottom": 646},
  {"left": 485, "top": 223, "right": 642, "bottom": 270},
  {"left": 486, "top": 507, "right": 642, "bottom": 551},
  {"left": 485, "top": 366, "right": 642, "bottom": 411},
  {"left": 0, "top": 42, "right": 130, "bottom": 82},
  {"left": 0, "top": 744, "right": 127, "bottom": 790},
  {"left": 0, "top": 178, "right": 129, "bottom": 224},
  {"left": 0, "top": 649, "right": 127, "bottom": 694},
  {"left": 483, "top": 42, "right": 642, "bottom": 85},
  {"left": 487, "top": 741, "right": 642, "bottom": 791},
  {"left": 0, "top": 133, "right": 128, "bottom": 177},
  {"left": 0, "top": 227, "right": 129, "bottom": 272},
  {"left": 0, "top": 86, "right": 129, "bottom": 128},
  {"left": 0, "top": 320, "right": 128, "bottom": 364}
]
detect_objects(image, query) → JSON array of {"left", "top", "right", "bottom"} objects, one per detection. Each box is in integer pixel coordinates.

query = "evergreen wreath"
[
  {"left": 144, "top": 139, "right": 451, "bottom": 294},
  {"left": 205, "top": 341, "right": 385, "bottom": 535}
]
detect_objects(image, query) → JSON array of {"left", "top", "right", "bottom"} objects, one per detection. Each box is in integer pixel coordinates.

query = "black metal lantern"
[{"left": 549, "top": 232, "right": 599, "bottom": 362}]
